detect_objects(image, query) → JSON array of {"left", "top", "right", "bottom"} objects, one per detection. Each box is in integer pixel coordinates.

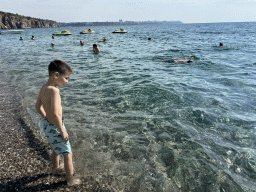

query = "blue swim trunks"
[{"left": 43, "top": 118, "right": 72, "bottom": 156}]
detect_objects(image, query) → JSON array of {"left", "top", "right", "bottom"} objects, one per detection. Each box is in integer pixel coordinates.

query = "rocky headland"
[{"left": 0, "top": 11, "right": 59, "bottom": 29}]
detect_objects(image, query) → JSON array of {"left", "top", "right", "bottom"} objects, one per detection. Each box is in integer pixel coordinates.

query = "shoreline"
[{"left": 0, "top": 72, "right": 113, "bottom": 191}]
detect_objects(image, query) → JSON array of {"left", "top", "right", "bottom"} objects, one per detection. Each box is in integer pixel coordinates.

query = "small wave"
[
  {"left": 169, "top": 49, "right": 184, "bottom": 52},
  {"left": 212, "top": 45, "right": 239, "bottom": 51},
  {"left": 199, "top": 31, "right": 223, "bottom": 34}
]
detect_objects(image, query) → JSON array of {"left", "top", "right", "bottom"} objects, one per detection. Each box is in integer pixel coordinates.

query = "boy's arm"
[
  {"left": 35, "top": 94, "right": 46, "bottom": 118},
  {"left": 51, "top": 88, "right": 69, "bottom": 140}
]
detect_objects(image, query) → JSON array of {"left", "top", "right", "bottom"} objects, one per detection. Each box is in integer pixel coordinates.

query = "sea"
[{"left": 0, "top": 22, "right": 256, "bottom": 191}]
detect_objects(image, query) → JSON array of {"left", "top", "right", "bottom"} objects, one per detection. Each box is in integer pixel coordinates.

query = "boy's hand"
[{"left": 61, "top": 131, "right": 69, "bottom": 141}]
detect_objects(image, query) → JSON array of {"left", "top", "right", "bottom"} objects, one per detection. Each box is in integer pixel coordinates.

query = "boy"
[
  {"left": 93, "top": 44, "right": 100, "bottom": 53},
  {"left": 35, "top": 60, "right": 80, "bottom": 186}
]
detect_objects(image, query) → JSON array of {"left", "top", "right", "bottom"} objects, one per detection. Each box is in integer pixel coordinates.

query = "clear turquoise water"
[{"left": 1, "top": 22, "right": 256, "bottom": 191}]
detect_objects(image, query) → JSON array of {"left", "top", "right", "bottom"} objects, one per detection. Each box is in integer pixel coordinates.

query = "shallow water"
[{"left": 1, "top": 22, "right": 256, "bottom": 191}]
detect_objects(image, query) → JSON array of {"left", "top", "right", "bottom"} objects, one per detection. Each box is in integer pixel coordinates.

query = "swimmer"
[
  {"left": 31, "top": 36, "right": 35, "bottom": 40},
  {"left": 80, "top": 40, "right": 84, "bottom": 46},
  {"left": 19, "top": 37, "right": 23, "bottom": 40},
  {"left": 99, "top": 38, "right": 106, "bottom": 42},
  {"left": 93, "top": 44, "right": 100, "bottom": 53},
  {"left": 163, "top": 57, "right": 194, "bottom": 63},
  {"left": 51, "top": 43, "right": 55, "bottom": 47},
  {"left": 148, "top": 38, "right": 151, "bottom": 40},
  {"left": 219, "top": 42, "right": 223, "bottom": 46},
  {"left": 52, "top": 35, "right": 54, "bottom": 39}
]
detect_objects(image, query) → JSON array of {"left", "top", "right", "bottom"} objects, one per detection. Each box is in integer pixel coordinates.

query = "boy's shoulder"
[{"left": 40, "top": 84, "right": 59, "bottom": 95}]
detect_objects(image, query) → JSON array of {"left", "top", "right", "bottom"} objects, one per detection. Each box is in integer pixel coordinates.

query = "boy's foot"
[
  {"left": 52, "top": 167, "right": 65, "bottom": 175},
  {"left": 52, "top": 162, "right": 65, "bottom": 175},
  {"left": 66, "top": 175, "right": 81, "bottom": 186}
]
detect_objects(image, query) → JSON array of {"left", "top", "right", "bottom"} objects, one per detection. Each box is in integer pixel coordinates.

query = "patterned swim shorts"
[{"left": 43, "top": 118, "right": 72, "bottom": 156}]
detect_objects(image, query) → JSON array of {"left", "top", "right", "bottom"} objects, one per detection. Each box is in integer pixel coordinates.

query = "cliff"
[{"left": 0, "top": 11, "right": 59, "bottom": 29}]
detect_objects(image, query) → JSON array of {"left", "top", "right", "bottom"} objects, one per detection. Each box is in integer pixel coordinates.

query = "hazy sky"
[{"left": 2, "top": 0, "right": 256, "bottom": 23}]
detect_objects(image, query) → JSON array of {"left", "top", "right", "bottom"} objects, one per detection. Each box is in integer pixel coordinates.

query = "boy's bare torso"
[{"left": 39, "top": 84, "right": 62, "bottom": 125}]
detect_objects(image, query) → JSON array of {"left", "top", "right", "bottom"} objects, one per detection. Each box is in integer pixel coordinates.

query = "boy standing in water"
[{"left": 35, "top": 60, "right": 80, "bottom": 186}]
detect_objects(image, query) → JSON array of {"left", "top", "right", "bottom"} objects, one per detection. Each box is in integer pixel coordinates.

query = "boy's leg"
[
  {"left": 52, "top": 150, "right": 60, "bottom": 169},
  {"left": 64, "top": 152, "right": 74, "bottom": 176},
  {"left": 64, "top": 152, "right": 81, "bottom": 186}
]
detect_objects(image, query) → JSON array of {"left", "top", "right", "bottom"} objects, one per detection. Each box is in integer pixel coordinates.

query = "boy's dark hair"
[
  {"left": 48, "top": 60, "right": 72, "bottom": 76},
  {"left": 93, "top": 44, "right": 97, "bottom": 48}
]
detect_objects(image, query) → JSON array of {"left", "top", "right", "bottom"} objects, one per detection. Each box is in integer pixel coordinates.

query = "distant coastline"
[
  {"left": 0, "top": 11, "right": 59, "bottom": 29},
  {"left": 0, "top": 11, "right": 182, "bottom": 29},
  {"left": 59, "top": 20, "right": 183, "bottom": 27}
]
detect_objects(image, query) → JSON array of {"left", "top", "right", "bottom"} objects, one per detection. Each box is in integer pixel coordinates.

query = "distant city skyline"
[{"left": 1, "top": 0, "right": 256, "bottom": 24}]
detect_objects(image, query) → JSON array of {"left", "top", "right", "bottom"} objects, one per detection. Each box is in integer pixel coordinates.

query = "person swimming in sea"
[
  {"left": 163, "top": 57, "right": 194, "bottom": 63},
  {"left": 80, "top": 40, "right": 84, "bottom": 46},
  {"left": 219, "top": 42, "right": 224, "bottom": 46},
  {"left": 93, "top": 44, "right": 100, "bottom": 53},
  {"left": 99, "top": 38, "right": 106, "bottom": 42},
  {"left": 19, "top": 37, "right": 23, "bottom": 40}
]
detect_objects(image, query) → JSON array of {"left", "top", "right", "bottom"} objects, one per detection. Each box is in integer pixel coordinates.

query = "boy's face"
[{"left": 55, "top": 72, "right": 71, "bottom": 87}]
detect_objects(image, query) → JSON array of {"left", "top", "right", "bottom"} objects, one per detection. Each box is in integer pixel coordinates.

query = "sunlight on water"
[{"left": 1, "top": 22, "right": 256, "bottom": 191}]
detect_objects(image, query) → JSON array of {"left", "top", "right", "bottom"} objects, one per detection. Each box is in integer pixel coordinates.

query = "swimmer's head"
[
  {"left": 219, "top": 42, "right": 223, "bottom": 46},
  {"left": 93, "top": 44, "right": 97, "bottom": 48},
  {"left": 148, "top": 38, "right": 151, "bottom": 40}
]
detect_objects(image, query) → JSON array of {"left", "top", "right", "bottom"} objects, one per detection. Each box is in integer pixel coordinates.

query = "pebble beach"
[{"left": 0, "top": 72, "right": 115, "bottom": 192}]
